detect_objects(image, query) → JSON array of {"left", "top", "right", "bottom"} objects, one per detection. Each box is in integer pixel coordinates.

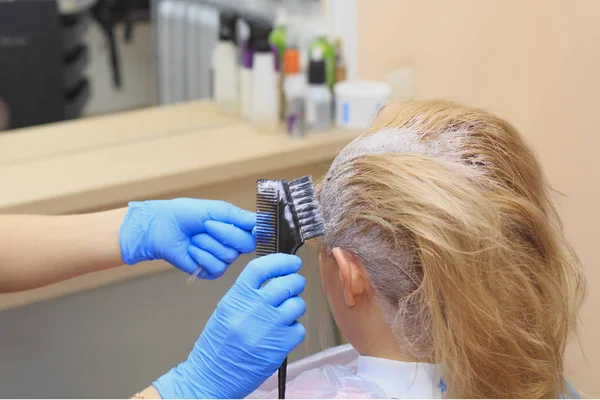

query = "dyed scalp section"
[{"left": 317, "top": 100, "right": 585, "bottom": 398}]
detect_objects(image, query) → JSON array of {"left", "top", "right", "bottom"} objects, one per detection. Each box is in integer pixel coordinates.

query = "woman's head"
[{"left": 316, "top": 100, "right": 585, "bottom": 398}]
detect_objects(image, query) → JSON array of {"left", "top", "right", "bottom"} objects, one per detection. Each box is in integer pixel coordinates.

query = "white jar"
[{"left": 333, "top": 81, "right": 392, "bottom": 130}]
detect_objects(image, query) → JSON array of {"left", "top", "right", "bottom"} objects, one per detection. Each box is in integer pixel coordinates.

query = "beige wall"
[{"left": 357, "top": 0, "right": 600, "bottom": 396}]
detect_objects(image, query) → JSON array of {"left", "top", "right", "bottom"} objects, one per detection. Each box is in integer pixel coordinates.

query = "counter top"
[
  {"left": 0, "top": 100, "right": 358, "bottom": 310},
  {"left": 0, "top": 101, "right": 357, "bottom": 214},
  {"left": 0, "top": 101, "right": 233, "bottom": 165}
]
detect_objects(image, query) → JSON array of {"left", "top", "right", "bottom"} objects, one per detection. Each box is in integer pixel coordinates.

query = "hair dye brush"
[{"left": 256, "top": 175, "right": 325, "bottom": 399}]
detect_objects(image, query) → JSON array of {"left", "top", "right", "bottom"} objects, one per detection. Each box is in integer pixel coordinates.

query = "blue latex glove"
[
  {"left": 119, "top": 199, "right": 256, "bottom": 279},
  {"left": 153, "top": 253, "right": 307, "bottom": 399}
]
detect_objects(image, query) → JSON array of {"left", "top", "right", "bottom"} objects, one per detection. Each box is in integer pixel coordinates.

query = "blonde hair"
[{"left": 317, "top": 100, "right": 585, "bottom": 398}]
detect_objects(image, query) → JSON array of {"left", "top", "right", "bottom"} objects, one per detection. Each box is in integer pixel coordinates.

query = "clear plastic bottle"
[{"left": 333, "top": 37, "right": 347, "bottom": 83}]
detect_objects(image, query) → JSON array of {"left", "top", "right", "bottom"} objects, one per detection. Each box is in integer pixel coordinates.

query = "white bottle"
[
  {"left": 213, "top": 12, "right": 239, "bottom": 114},
  {"left": 236, "top": 19, "right": 253, "bottom": 119},
  {"left": 240, "top": 45, "right": 253, "bottom": 119},
  {"left": 251, "top": 39, "right": 280, "bottom": 132},
  {"left": 305, "top": 48, "right": 332, "bottom": 131}
]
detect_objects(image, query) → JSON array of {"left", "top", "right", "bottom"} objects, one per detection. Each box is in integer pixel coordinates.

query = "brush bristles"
[
  {"left": 288, "top": 175, "right": 325, "bottom": 241},
  {"left": 256, "top": 185, "right": 278, "bottom": 256}
]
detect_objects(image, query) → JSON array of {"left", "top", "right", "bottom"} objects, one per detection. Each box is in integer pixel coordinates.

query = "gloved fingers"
[
  {"left": 260, "top": 273, "right": 306, "bottom": 307},
  {"left": 288, "top": 321, "right": 307, "bottom": 348},
  {"left": 238, "top": 254, "right": 302, "bottom": 289},
  {"left": 204, "top": 220, "right": 256, "bottom": 254},
  {"left": 191, "top": 233, "right": 240, "bottom": 264},
  {"left": 188, "top": 246, "right": 228, "bottom": 280},
  {"left": 206, "top": 201, "right": 256, "bottom": 231},
  {"left": 276, "top": 296, "right": 307, "bottom": 326}
]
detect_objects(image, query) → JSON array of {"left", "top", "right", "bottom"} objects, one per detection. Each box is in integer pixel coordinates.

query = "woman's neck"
[
  {"left": 349, "top": 305, "right": 430, "bottom": 364},
  {"left": 355, "top": 326, "right": 424, "bottom": 363}
]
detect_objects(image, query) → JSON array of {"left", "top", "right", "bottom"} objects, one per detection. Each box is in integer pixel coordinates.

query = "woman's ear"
[{"left": 331, "top": 248, "right": 369, "bottom": 307}]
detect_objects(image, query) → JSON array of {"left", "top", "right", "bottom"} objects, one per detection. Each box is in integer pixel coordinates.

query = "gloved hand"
[
  {"left": 153, "top": 253, "right": 307, "bottom": 399},
  {"left": 119, "top": 199, "right": 256, "bottom": 279}
]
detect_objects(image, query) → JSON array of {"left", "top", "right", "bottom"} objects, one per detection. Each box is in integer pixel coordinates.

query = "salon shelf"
[
  {"left": 0, "top": 101, "right": 233, "bottom": 164},
  {"left": 0, "top": 100, "right": 358, "bottom": 310}
]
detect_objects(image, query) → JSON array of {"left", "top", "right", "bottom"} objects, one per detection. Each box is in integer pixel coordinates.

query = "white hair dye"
[
  {"left": 319, "top": 127, "right": 478, "bottom": 356},
  {"left": 330, "top": 128, "right": 466, "bottom": 170}
]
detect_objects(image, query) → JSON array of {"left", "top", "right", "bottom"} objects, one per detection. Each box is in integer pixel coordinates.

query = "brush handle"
[{"left": 278, "top": 358, "right": 288, "bottom": 399}]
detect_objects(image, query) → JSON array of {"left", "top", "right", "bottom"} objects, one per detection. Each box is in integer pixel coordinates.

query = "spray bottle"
[
  {"left": 213, "top": 11, "right": 239, "bottom": 114},
  {"left": 305, "top": 47, "right": 332, "bottom": 131},
  {"left": 269, "top": 9, "right": 287, "bottom": 122},
  {"left": 251, "top": 25, "right": 280, "bottom": 132}
]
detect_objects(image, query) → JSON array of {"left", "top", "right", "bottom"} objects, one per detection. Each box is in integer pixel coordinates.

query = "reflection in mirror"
[{"left": 0, "top": 0, "right": 330, "bottom": 131}]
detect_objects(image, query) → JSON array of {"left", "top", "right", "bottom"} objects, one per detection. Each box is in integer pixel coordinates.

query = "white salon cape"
[
  {"left": 249, "top": 344, "right": 443, "bottom": 399},
  {"left": 249, "top": 343, "right": 578, "bottom": 399},
  {"left": 355, "top": 356, "right": 442, "bottom": 399}
]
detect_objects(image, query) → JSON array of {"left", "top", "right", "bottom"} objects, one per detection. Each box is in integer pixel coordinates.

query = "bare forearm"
[
  {"left": 0, "top": 208, "right": 127, "bottom": 293},
  {"left": 133, "top": 386, "right": 162, "bottom": 399}
]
